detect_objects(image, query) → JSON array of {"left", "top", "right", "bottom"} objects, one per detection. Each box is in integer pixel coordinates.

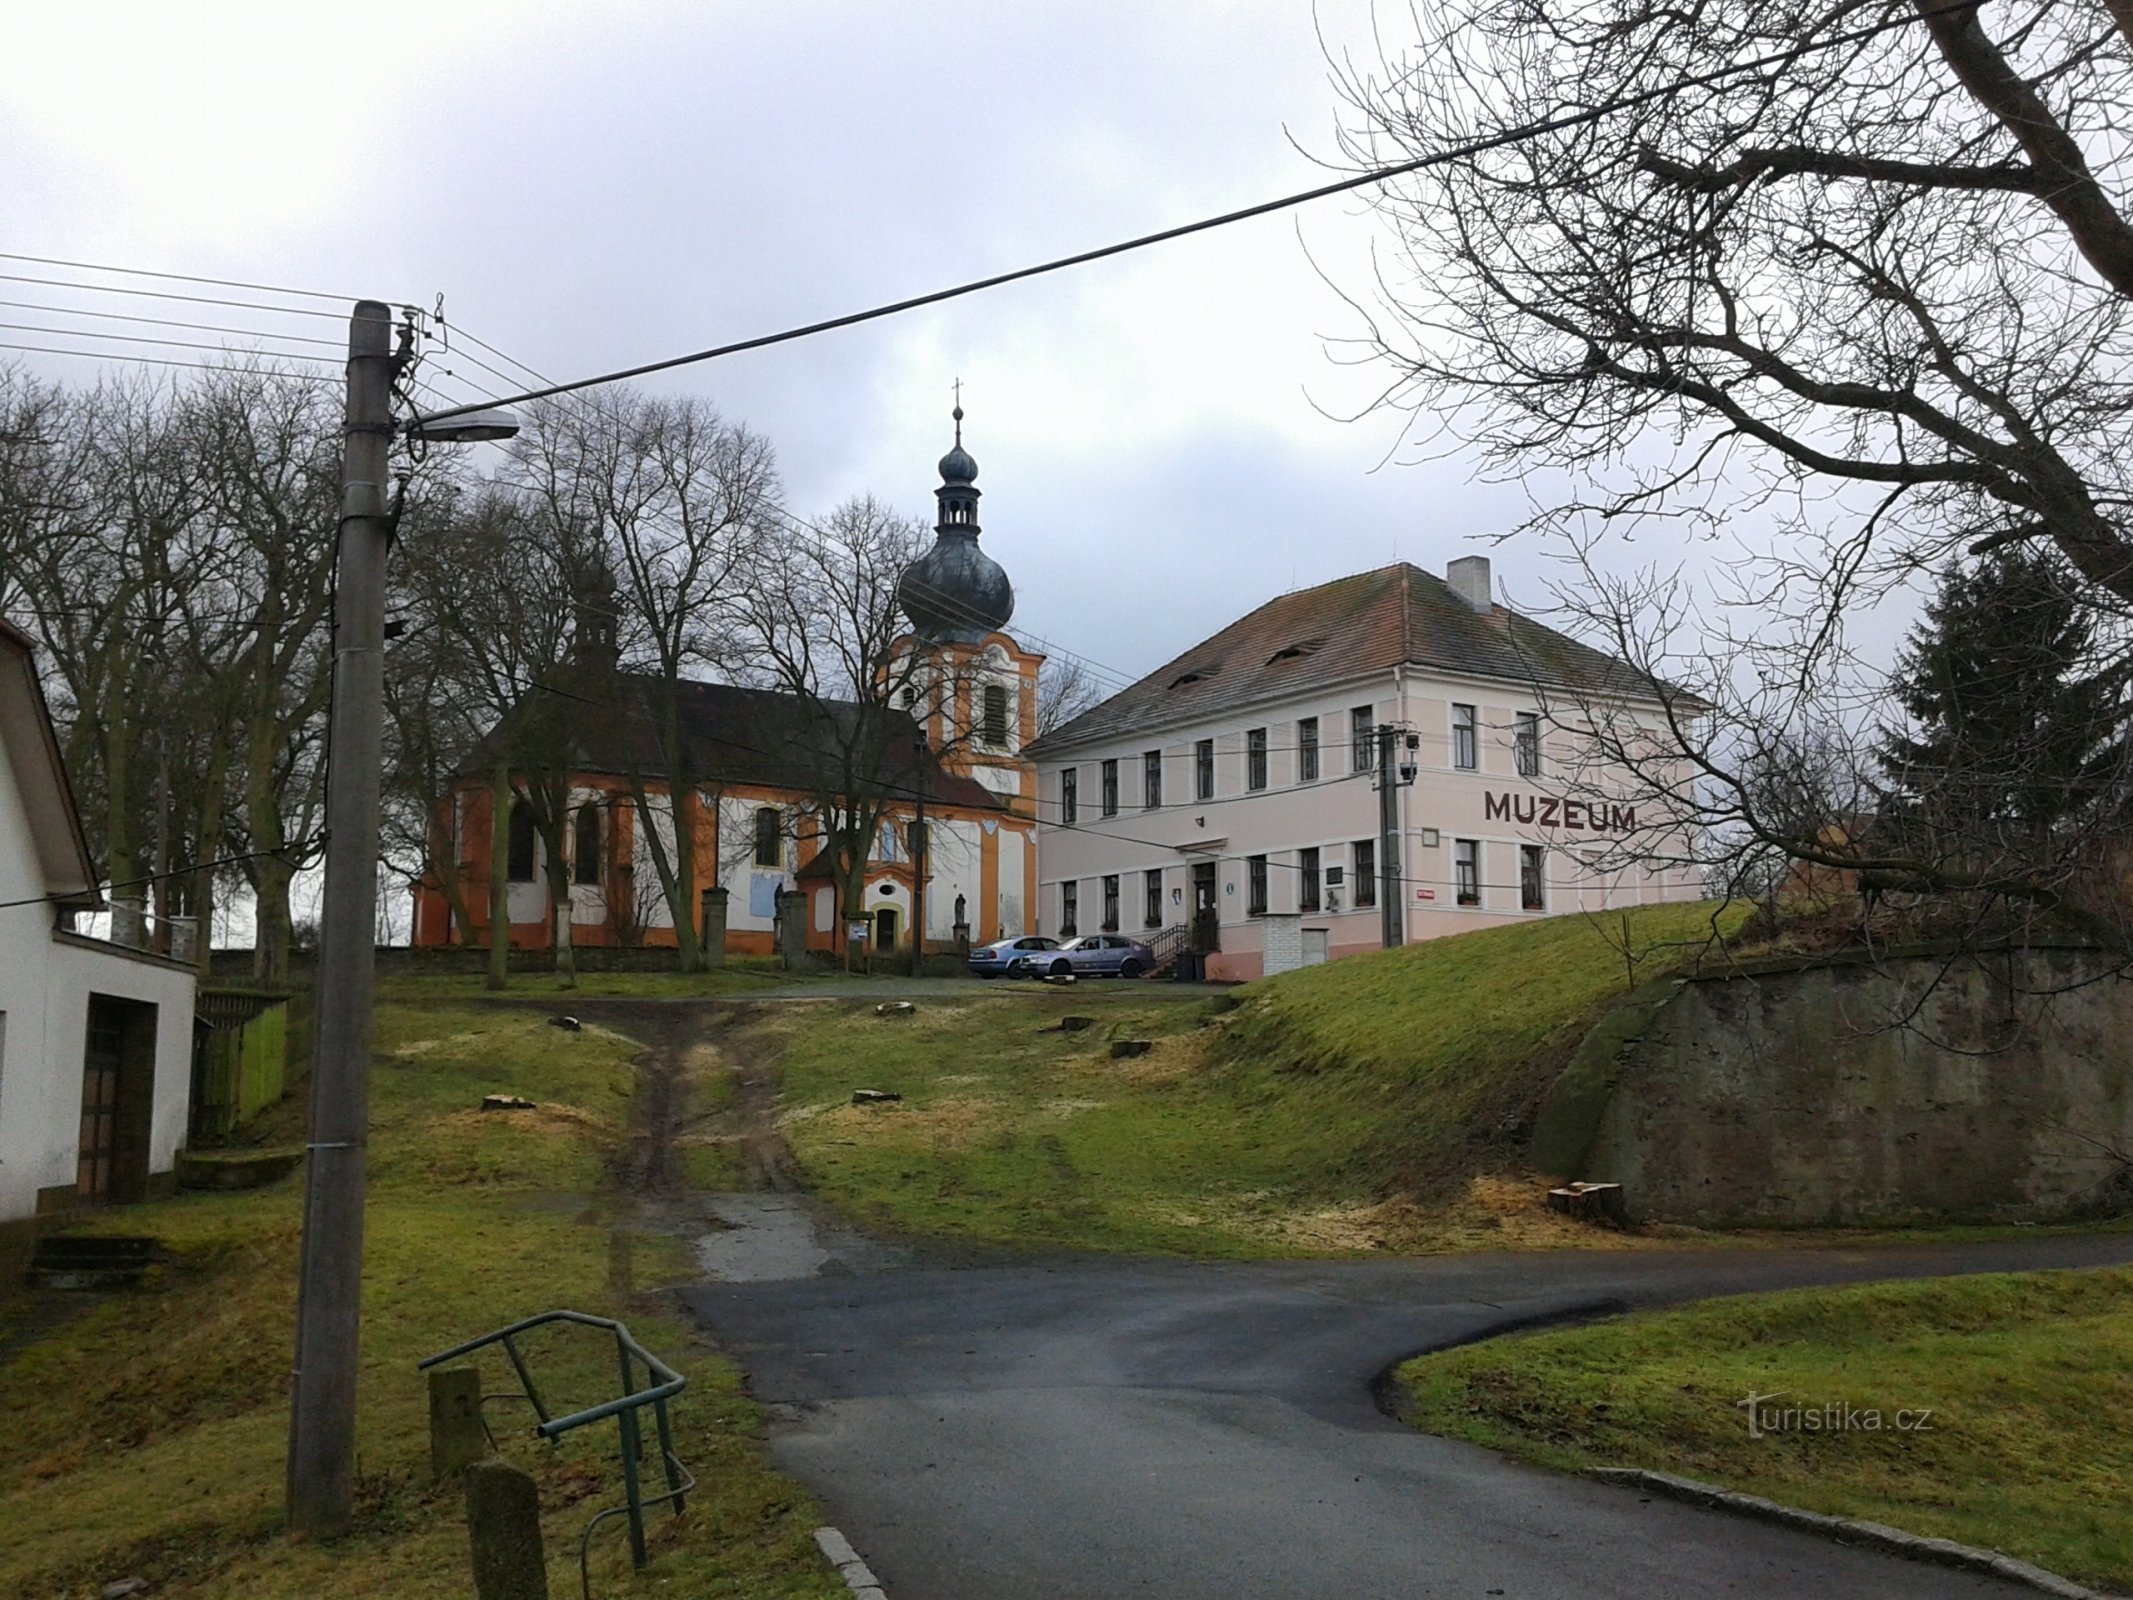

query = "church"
[{"left": 409, "top": 408, "right": 1042, "bottom": 958}]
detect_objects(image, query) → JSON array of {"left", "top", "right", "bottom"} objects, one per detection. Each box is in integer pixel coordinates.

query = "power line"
[
  {"left": 412, "top": 0, "right": 1982, "bottom": 428},
  {"left": 0, "top": 339, "right": 336, "bottom": 377},
  {"left": 0, "top": 297, "right": 348, "bottom": 346},
  {"left": 0, "top": 270, "right": 355, "bottom": 321},
  {"left": 451, "top": 320, "right": 1146, "bottom": 695},
  {"left": 0, "top": 839, "right": 327, "bottom": 912},
  {"left": 0, "top": 250, "right": 397, "bottom": 307},
  {"left": 0, "top": 320, "right": 342, "bottom": 362}
]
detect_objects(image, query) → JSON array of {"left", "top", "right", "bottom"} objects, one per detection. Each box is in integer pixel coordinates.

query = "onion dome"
[{"left": 898, "top": 403, "right": 1015, "bottom": 643}]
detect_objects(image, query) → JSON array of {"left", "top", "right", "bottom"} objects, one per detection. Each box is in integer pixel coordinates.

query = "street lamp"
[
  {"left": 405, "top": 405, "right": 521, "bottom": 444},
  {"left": 286, "top": 302, "right": 519, "bottom": 1539}
]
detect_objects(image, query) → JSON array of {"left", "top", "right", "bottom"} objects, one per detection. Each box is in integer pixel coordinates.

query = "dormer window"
[
  {"left": 1169, "top": 664, "right": 1220, "bottom": 690},
  {"left": 1266, "top": 638, "right": 1325, "bottom": 665}
]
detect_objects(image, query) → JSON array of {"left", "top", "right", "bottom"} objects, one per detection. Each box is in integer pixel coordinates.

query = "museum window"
[
  {"left": 1101, "top": 758, "right": 1119, "bottom": 817},
  {"left": 1247, "top": 727, "right": 1268, "bottom": 791},
  {"left": 1059, "top": 880, "right": 1078, "bottom": 937},
  {"left": 1515, "top": 712, "right": 1542, "bottom": 778},
  {"left": 1061, "top": 767, "right": 1078, "bottom": 826},
  {"left": 1456, "top": 838, "right": 1481, "bottom": 906},
  {"left": 1353, "top": 839, "right": 1376, "bottom": 907},
  {"left": 1520, "top": 844, "right": 1545, "bottom": 911},
  {"left": 1195, "top": 738, "right": 1215, "bottom": 800},
  {"left": 1351, "top": 705, "right": 1374, "bottom": 771},
  {"left": 1144, "top": 748, "right": 1162, "bottom": 809},
  {"left": 1299, "top": 846, "right": 1320, "bottom": 913},
  {"left": 1297, "top": 717, "right": 1318, "bottom": 782},
  {"left": 1144, "top": 868, "right": 1164, "bottom": 928},
  {"left": 1247, "top": 854, "right": 1268, "bottom": 916},
  {"left": 1102, "top": 874, "right": 1120, "bottom": 931},
  {"left": 1452, "top": 704, "right": 1478, "bottom": 771}
]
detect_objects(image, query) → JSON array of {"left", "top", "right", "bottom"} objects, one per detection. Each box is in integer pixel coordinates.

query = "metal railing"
[
  {"left": 420, "top": 1310, "right": 693, "bottom": 1599},
  {"left": 1146, "top": 922, "right": 1193, "bottom": 974}
]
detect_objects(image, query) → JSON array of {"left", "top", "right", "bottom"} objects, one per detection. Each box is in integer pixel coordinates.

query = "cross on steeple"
[{"left": 952, "top": 378, "right": 964, "bottom": 443}]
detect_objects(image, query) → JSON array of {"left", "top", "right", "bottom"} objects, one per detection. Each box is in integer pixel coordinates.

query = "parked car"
[
  {"left": 1009, "top": 934, "right": 1155, "bottom": 979},
  {"left": 967, "top": 934, "right": 1062, "bottom": 978}
]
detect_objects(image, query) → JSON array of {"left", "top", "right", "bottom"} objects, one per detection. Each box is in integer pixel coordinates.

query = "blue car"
[{"left": 967, "top": 935, "right": 1062, "bottom": 978}]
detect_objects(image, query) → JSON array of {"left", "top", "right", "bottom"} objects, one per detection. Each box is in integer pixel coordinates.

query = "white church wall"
[
  {"left": 997, "top": 824, "right": 1026, "bottom": 936},
  {"left": 924, "top": 818, "right": 984, "bottom": 940}
]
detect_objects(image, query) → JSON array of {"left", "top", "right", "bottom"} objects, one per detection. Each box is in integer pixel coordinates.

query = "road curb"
[
  {"left": 814, "top": 1525, "right": 888, "bottom": 1599},
  {"left": 1591, "top": 1468, "right": 2115, "bottom": 1598}
]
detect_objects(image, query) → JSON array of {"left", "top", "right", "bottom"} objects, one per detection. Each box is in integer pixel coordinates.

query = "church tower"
[{"left": 893, "top": 401, "right": 1041, "bottom": 816}]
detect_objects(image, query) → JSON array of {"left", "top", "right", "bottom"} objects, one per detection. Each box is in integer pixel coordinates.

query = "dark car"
[
  {"left": 1010, "top": 934, "right": 1155, "bottom": 979},
  {"left": 967, "top": 934, "right": 1063, "bottom": 978}
]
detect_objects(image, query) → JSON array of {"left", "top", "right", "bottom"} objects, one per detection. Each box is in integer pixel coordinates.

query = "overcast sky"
[{"left": 1, "top": 1, "right": 1696, "bottom": 698}]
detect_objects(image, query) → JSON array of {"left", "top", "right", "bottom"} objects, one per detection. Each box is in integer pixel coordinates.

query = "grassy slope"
[
  {"left": 0, "top": 1006, "right": 838, "bottom": 1600},
  {"left": 1396, "top": 1268, "right": 2133, "bottom": 1591},
  {"left": 768, "top": 901, "right": 1743, "bottom": 1256},
  {"left": 1206, "top": 899, "right": 1742, "bottom": 1190}
]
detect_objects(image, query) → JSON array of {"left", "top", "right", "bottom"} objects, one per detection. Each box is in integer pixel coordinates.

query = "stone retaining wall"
[{"left": 1532, "top": 948, "right": 2133, "bottom": 1226}]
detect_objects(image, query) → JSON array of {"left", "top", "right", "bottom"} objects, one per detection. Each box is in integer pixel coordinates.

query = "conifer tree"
[{"left": 1877, "top": 549, "right": 2126, "bottom": 862}]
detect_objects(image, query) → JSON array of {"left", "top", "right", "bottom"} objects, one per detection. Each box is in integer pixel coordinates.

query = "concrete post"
[
  {"left": 464, "top": 1459, "right": 549, "bottom": 1600},
  {"left": 287, "top": 299, "right": 396, "bottom": 1536},
  {"left": 428, "top": 1365, "right": 488, "bottom": 1481},
  {"left": 776, "top": 890, "right": 808, "bottom": 969},
  {"left": 698, "top": 886, "right": 728, "bottom": 968}
]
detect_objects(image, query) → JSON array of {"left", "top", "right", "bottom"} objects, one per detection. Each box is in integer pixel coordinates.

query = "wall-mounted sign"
[
  {"left": 1414, "top": 887, "right": 1435, "bottom": 901},
  {"left": 1484, "top": 792, "right": 1638, "bottom": 832}
]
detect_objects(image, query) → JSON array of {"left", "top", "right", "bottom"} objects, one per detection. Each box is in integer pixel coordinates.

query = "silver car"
[
  {"left": 967, "top": 934, "right": 1062, "bottom": 978},
  {"left": 1011, "top": 934, "right": 1155, "bottom": 979}
]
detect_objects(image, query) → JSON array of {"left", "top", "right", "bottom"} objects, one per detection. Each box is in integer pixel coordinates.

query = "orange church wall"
[{"left": 414, "top": 770, "right": 1038, "bottom": 958}]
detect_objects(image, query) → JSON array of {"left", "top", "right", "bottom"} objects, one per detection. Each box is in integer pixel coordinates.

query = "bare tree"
[
  {"left": 739, "top": 496, "right": 975, "bottom": 966},
  {"left": 505, "top": 390, "right": 777, "bottom": 970},
  {"left": 181, "top": 364, "right": 341, "bottom": 983},
  {"left": 1036, "top": 653, "right": 1105, "bottom": 738},
  {"left": 1332, "top": 0, "right": 2133, "bottom": 945},
  {"left": 384, "top": 480, "right": 590, "bottom": 985}
]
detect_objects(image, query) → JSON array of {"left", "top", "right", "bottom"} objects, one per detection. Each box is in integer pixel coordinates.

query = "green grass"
[
  {"left": 1207, "top": 899, "right": 1745, "bottom": 1191},
  {"left": 1395, "top": 1268, "right": 2133, "bottom": 1591},
  {"left": 375, "top": 957, "right": 802, "bottom": 1002},
  {"left": 764, "top": 903, "right": 1747, "bottom": 1256},
  {"left": 0, "top": 1005, "right": 838, "bottom": 1600}
]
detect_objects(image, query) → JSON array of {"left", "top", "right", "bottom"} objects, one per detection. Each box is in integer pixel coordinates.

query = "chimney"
[{"left": 1446, "top": 555, "right": 1492, "bottom": 612}]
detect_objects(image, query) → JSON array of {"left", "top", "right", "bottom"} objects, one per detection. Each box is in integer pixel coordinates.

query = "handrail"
[
  {"left": 1146, "top": 922, "right": 1193, "bottom": 970},
  {"left": 421, "top": 1309, "right": 691, "bottom": 1599},
  {"left": 422, "top": 1309, "right": 685, "bottom": 1438}
]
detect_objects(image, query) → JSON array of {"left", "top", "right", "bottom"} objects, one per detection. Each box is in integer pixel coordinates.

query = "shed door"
[
  {"left": 1302, "top": 928, "right": 1330, "bottom": 966},
  {"left": 78, "top": 1001, "right": 125, "bottom": 1200}
]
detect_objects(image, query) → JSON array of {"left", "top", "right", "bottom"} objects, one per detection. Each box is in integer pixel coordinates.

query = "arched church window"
[
  {"left": 753, "top": 806, "right": 782, "bottom": 868},
  {"left": 507, "top": 800, "right": 537, "bottom": 883},
  {"left": 573, "top": 803, "right": 602, "bottom": 886}
]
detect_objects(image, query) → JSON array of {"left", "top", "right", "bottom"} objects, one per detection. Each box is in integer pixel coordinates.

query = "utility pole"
[
  {"left": 1376, "top": 723, "right": 1403, "bottom": 950},
  {"left": 287, "top": 299, "right": 396, "bottom": 1538},
  {"left": 910, "top": 739, "right": 928, "bottom": 979}
]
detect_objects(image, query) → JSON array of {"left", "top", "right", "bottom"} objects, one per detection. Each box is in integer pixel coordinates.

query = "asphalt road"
[{"left": 681, "top": 1222, "right": 2133, "bottom": 1600}]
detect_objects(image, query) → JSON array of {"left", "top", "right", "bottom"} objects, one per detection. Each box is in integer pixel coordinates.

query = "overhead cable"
[{"left": 410, "top": 0, "right": 1983, "bottom": 426}]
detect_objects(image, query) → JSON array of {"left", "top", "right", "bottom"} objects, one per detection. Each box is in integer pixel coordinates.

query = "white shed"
[{"left": 0, "top": 619, "right": 198, "bottom": 1275}]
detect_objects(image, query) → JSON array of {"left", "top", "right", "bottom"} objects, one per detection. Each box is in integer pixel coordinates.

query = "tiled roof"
[
  {"left": 466, "top": 673, "right": 1004, "bottom": 813},
  {"left": 1026, "top": 563, "right": 1671, "bottom": 755}
]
